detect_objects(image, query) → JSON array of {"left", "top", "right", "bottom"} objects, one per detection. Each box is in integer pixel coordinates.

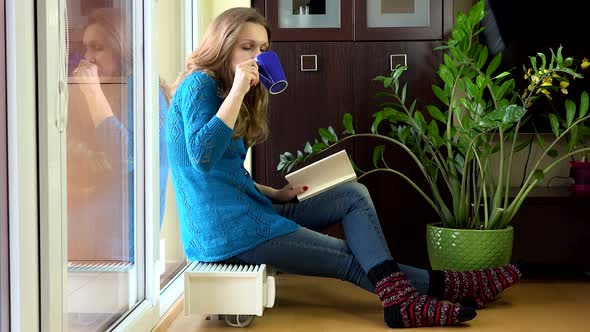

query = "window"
[
  {"left": 65, "top": 1, "right": 143, "bottom": 330},
  {"left": 36, "top": 0, "right": 200, "bottom": 329}
]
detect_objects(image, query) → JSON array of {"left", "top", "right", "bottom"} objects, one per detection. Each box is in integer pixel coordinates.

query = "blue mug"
[
  {"left": 69, "top": 52, "right": 87, "bottom": 75},
  {"left": 255, "top": 51, "right": 288, "bottom": 94}
]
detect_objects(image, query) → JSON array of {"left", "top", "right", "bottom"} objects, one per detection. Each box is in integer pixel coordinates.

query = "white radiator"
[
  {"left": 67, "top": 261, "right": 136, "bottom": 314},
  {"left": 184, "top": 262, "right": 275, "bottom": 320}
]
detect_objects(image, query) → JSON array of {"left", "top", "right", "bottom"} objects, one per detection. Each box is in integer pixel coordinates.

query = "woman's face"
[
  {"left": 82, "top": 23, "right": 122, "bottom": 78},
  {"left": 230, "top": 22, "right": 269, "bottom": 71}
]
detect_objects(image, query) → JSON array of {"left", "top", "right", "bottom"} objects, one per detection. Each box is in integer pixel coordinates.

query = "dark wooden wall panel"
[{"left": 353, "top": 41, "right": 444, "bottom": 267}]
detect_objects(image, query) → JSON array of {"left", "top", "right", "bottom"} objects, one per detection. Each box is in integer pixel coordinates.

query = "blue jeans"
[{"left": 235, "top": 181, "right": 430, "bottom": 294}]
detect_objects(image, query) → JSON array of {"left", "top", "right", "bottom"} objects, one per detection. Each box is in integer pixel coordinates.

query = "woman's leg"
[
  {"left": 274, "top": 181, "right": 392, "bottom": 272},
  {"left": 236, "top": 182, "right": 429, "bottom": 293},
  {"left": 237, "top": 182, "right": 475, "bottom": 327},
  {"left": 235, "top": 225, "right": 430, "bottom": 294}
]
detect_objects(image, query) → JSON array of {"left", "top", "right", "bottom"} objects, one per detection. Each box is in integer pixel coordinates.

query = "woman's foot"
[
  {"left": 429, "top": 264, "right": 522, "bottom": 309},
  {"left": 369, "top": 261, "right": 477, "bottom": 328}
]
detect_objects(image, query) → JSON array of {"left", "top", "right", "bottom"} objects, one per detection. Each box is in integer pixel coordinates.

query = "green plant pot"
[{"left": 426, "top": 223, "right": 513, "bottom": 271}]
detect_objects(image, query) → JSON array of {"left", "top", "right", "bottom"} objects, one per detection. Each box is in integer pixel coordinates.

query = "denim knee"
[{"left": 335, "top": 181, "right": 371, "bottom": 202}]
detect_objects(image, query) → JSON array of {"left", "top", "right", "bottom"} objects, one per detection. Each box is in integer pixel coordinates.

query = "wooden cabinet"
[
  {"left": 355, "top": 0, "right": 451, "bottom": 40},
  {"left": 252, "top": 0, "right": 453, "bottom": 268},
  {"left": 255, "top": 0, "right": 451, "bottom": 41},
  {"left": 265, "top": 0, "right": 353, "bottom": 41}
]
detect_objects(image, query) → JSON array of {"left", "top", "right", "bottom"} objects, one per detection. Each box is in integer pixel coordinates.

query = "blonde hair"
[
  {"left": 173, "top": 7, "right": 271, "bottom": 147},
  {"left": 85, "top": 9, "right": 171, "bottom": 103}
]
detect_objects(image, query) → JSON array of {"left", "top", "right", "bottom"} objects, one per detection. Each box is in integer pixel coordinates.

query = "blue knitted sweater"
[{"left": 166, "top": 71, "right": 299, "bottom": 262}]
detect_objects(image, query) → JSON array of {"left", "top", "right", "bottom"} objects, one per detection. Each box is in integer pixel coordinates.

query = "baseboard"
[{"left": 152, "top": 295, "right": 184, "bottom": 332}]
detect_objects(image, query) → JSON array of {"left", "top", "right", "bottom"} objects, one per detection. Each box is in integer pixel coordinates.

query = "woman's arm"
[
  {"left": 254, "top": 182, "right": 278, "bottom": 200},
  {"left": 181, "top": 60, "right": 259, "bottom": 173},
  {"left": 216, "top": 59, "right": 259, "bottom": 129},
  {"left": 73, "top": 59, "right": 115, "bottom": 127},
  {"left": 254, "top": 182, "right": 307, "bottom": 203}
]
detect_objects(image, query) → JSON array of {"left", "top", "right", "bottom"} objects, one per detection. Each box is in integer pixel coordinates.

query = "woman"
[
  {"left": 167, "top": 7, "right": 521, "bottom": 328},
  {"left": 68, "top": 8, "right": 169, "bottom": 261}
]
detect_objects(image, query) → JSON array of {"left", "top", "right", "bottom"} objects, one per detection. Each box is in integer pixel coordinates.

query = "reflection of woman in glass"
[{"left": 68, "top": 8, "right": 169, "bottom": 261}]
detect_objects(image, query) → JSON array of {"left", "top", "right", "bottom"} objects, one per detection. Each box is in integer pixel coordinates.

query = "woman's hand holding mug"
[
  {"left": 73, "top": 59, "right": 102, "bottom": 96},
  {"left": 232, "top": 59, "right": 260, "bottom": 96}
]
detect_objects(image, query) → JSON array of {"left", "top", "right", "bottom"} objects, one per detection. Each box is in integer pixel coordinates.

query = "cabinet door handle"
[
  {"left": 390, "top": 54, "right": 407, "bottom": 71},
  {"left": 300, "top": 54, "right": 318, "bottom": 72}
]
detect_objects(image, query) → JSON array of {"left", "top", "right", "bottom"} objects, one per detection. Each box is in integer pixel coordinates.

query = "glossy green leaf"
[
  {"left": 312, "top": 142, "right": 328, "bottom": 153},
  {"left": 548, "top": 113, "right": 560, "bottom": 137},
  {"left": 398, "top": 125, "right": 410, "bottom": 144},
  {"left": 580, "top": 91, "right": 589, "bottom": 119},
  {"left": 565, "top": 99, "right": 576, "bottom": 127},
  {"left": 372, "top": 112, "right": 384, "bottom": 134},
  {"left": 486, "top": 52, "right": 502, "bottom": 76},
  {"left": 432, "top": 85, "right": 449, "bottom": 106},
  {"left": 533, "top": 169, "right": 545, "bottom": 182},
  {"left": 304, "top": 142, "right": 313, "bottom": 155},
  {"left": 343, "top": 113, "right": 355, "bottom": 134},
  {"left": 319, "top": 128, "right": 337, "bottom": 142},
  {"left": 372, "top": 145, "right": 385, "bottom": 168},
  {"left": 426, "top": 105, "right": 447, "bottom": 123},
  {"left": 328, "top": 126, "right": 338, "bottom": 141}
]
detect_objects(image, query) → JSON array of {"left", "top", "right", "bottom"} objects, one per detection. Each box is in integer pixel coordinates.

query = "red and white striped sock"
[
  {"left": 430, "top": 264, "right": 522, "bottom": 309},
  {"left": 369, "top": 260, "right": 476, "bottom": 328}
]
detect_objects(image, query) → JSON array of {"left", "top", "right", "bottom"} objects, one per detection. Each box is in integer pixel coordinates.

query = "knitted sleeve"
[
  {"left": 94, "top": 80, "right": 135, "bottom": 175},
  {"left": 95, "top": 115, "right": 133, "bottom": 173},
  {"left": 181, "top": 72, "right": 233, "bottom": 173}
]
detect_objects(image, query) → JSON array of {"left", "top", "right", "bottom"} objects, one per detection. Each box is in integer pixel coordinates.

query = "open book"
[{"left": 285, "top": 149, "right": 357, "bottom": 202}]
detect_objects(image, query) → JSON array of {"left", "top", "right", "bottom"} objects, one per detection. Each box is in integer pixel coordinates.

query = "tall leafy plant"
[{"left": 278, "top": 0, "right": 590, "bottom": 230}]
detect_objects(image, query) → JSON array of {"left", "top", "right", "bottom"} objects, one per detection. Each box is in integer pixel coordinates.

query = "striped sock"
[
  {"left": 429, "top": 264, "right": 522, "bottom": 309},
  {"left": 368, "top": 260, "right": 476, "bottom": 328}
]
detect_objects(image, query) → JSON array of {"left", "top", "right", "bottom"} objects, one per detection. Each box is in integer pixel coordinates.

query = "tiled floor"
[{"left": 167, "top": 273, "right": 590, "bottom": 332}]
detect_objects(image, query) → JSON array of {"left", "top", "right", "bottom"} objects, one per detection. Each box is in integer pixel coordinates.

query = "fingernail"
[{"left": 303, "top": 186, "right": 308, "bottom": 191}]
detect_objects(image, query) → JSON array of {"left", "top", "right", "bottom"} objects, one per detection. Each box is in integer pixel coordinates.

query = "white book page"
[{"left": 285, "top": 150, "right": 357, "bottom": 201}]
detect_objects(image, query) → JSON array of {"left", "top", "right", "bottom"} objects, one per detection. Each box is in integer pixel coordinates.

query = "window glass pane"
[
  {"left": 1, "top": 1, "right": 9, "bottom": 330},
  {"left": 157, "top": 0, "right": 187, "bottom": 290},
  {"left": 66, "top": 1, "right": 141, "bottom": 330}
]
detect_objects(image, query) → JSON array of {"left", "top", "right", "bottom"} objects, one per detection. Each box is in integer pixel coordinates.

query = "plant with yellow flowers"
[
  {"left": 278, "top": 0, "right": 590, "bottom": 230},
  {"left": 522, "top": 57, "right": 590, "bottom": 163}
]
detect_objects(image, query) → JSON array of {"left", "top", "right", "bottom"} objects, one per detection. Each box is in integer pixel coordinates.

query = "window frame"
[
  {"left": 34, "top": 0, "right": 161, "bottom": 330},
  {"left": 6, "top": 0, "right": 40, "bottom": 331},
  {"left": 9, "top": 0, "right": 196, "bottom": 329},
  {"left": 1, "top": 0, "right": 10, "bottom": 330}
]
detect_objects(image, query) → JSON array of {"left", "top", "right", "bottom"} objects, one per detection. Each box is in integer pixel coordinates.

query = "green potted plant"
[{"left": 277, "top": 0, "right": 590, "bottom": 271}]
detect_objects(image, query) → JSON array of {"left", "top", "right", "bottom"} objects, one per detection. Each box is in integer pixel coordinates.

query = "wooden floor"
[{"left": 167, "top": 274, "right": 590, "bottom": 332}]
